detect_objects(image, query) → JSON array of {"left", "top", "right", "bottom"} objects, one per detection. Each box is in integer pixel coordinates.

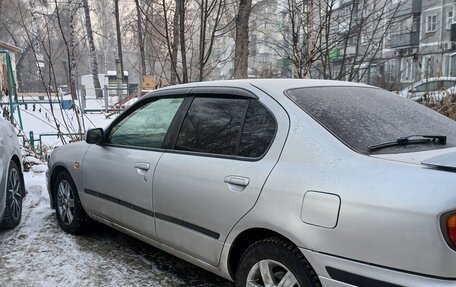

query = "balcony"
[
  {"left": 389, "top": 32, "right": 419, "bottom": 48},
  {"left": 394, "top": 0, "right": 422, "bottom": 17}
]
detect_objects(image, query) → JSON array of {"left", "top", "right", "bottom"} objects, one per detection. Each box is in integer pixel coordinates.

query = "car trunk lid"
[
  {"left": 421, "top": 151, "right": 456, "bottom": 170},
  {"left": 371, "top": 147, "right": 456, "bottom": 171}
]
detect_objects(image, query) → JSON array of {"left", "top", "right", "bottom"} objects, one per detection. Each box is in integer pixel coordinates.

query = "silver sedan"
[
  {"left": 47, "top": 79, "right": 456, "bottom": 287},
  {"left": 0, "top": 119, "right": 24, "bottom": 229}
]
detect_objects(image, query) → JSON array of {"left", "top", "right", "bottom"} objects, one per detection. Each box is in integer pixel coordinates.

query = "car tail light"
[
  {"left": 442, "top": 212, "right": 456, "bottom": 250},
  {"left": 448, "top": 213, "right": 456, "bottom": 248}
]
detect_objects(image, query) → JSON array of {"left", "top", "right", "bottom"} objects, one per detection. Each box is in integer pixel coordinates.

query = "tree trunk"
[
  {"left": 179, "top": 0, "right": 188, "bottom": 83},
  {"left": 68, "top": 0, "right": 77, "bottom": 101},
  {"left": 82, "top": 0, "right": 102, "bottom": 99},
  {"left": 233, "top": 0, "right": 252, "bottom": 79},
  {"left": 170, "top": 0, "right": 179, "bottom": 85},
  {"left": 134, "top": 0, "right": 147, "bottom": 80},
  {"left": 198, "top": 0, "right": 206, "bottom": 81},
  {"left": 68, "top": 0, "right": 83, "bottom": 134},
  {"left": 114, "top": 0, "right": 124, "bottom": 75}
]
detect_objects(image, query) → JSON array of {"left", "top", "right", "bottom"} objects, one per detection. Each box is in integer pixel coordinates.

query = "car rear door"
[
  {"left": 81, "top": 95, "right": 187, "bottom": 239},
  {"left": 153, "top": 87, "right": 289, "bottom": 266}
]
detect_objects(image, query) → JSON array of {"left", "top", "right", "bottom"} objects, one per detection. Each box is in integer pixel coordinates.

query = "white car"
[
  {"left": 47, "top": 79, "right": 456, "bottom": 286},
  {"left": 0, "top": 119, "right": 24, "bottom": 229},
  {"left": 398, "top": 77, "right": 456, "bottom": 100}
]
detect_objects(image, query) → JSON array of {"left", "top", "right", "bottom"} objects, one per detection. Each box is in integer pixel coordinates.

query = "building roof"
[{"left": 0, "top": 41, "right": 22, "bottom": 53}]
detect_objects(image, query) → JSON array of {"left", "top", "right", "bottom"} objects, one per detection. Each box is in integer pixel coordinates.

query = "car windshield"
[{"left": 285, "top": 86, "right": 456, "bottom": 154}]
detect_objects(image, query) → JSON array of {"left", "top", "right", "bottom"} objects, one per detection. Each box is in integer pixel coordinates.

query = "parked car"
[
  {"left": 398, "top": 77, "right": 456, "bottom": 100},
  {"left": 47, "top": 79, "right": 456, "bottom": 287},
  {"left": 0, "top": 119, "right": 24, "bottom": 229},
  {"left": 57, "top": 85, "right": 70, "bottom": 97}
]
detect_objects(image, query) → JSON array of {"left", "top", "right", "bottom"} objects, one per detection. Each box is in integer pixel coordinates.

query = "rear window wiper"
[{"left": 368, "top": 135, "right": 447, "bottom": 152}]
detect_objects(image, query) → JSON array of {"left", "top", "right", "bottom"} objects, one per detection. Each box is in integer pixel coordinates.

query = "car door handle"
[
  {"left": 223, "top": 176, "right": 250, "bottom": 186},
  {"left": 134, "top": 162, "right": 150, "bottom": 171},
  {"left": 134, "top": 162, "right": 150, "bottom": 177}
]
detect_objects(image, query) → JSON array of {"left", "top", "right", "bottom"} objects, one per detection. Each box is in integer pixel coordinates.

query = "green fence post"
[{"left": 29, "top": 131, "right": 34, "bottom": 147}]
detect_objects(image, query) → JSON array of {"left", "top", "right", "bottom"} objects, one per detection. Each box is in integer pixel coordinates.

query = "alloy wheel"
[
  {"left": 246, "top": 259, "right": 300, "bottom": 287},
  {"left": 56, "top": 179, "right": 75, "bottom": 225},
  {"left": 7, "top": 167, "right": 22, "bottom": 221}
]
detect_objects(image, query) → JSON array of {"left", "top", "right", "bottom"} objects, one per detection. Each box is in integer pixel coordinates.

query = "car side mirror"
[{"left": 86, "top": 128, "right": 104, "bottom": 144}]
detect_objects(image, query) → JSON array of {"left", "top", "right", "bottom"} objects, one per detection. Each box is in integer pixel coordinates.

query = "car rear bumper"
[{"left": 300, "top": 248, "right": 456, "bottom": 287}]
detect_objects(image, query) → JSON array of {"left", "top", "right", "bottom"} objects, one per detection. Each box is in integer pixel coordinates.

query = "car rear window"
[{"left": 285, "top": 86, "right": 456, "bottom": 154}]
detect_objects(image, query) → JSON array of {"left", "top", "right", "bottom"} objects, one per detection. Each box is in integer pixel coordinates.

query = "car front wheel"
[
  {"left": 235, "top": 238, "right": 321, "bottom": 287},
  {"left": 54, "top": 170, "right": 92, "bottom": 234},
  {"left": 0, "top": 160, "right": 23, "bottom": 229}
]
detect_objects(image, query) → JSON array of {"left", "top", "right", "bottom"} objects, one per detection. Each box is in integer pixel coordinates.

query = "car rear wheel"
[
  {"left": 0, "top": 160, "right": 23, "bottom": 229},
  {"left": 235, "top": 238, "right": 321, "bottom": 287},
  {"left": 54, "top": 170, "right": 92, "bottom": 234}
]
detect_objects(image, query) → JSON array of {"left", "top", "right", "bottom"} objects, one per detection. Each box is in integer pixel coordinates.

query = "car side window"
[
  {"left": 175, "top": 97, "right": 248, "bottom": 155},
  {"left": 443, "top": 80, "right": 456, "bottom": 89},
  {"left": 239, "top": 100, "right": 277, "bottom": 157},
  {"left": 108, "top": 97, "right": 184, "bottom": 148},
  {"left": 413, "top": 83, "right": 427, "bottom": 92}
]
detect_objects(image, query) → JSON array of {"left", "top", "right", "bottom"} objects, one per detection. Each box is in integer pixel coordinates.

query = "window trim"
[
  {"left": 400, "top": 57, "right": 414, "bottom": 83},
  {"left": 102, "top": 88, "right": 192, "bottom": 150},
  {"left": 170, "top": 94, "right": 278, "bottom": 161},
  {"left": 425, "top": 14, "right": 437, "bottom": 33},
  {"left": 98, "top": 86, "right": 277, "bottom": 162},
  {"left": 447, "top": 8, "right": 454, "bottom": 30},
  {"left": 189, "top": 86, "right": 259, "bottom": 99}
]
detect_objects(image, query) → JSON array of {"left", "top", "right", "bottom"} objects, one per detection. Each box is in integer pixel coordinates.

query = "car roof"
[{"left": 156, "top": 79, "right": 371, "bottom": 99}]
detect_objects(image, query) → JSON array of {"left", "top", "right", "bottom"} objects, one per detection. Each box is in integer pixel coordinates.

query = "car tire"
[
  {"left": 53, "top": 170, "right": 92, "bottom": 234},
  {"left": 235, "top": 237, "right": 321, "bottom": 287},
  {"left": 0, "top": 160, "right": 24, "bottom": 229}
]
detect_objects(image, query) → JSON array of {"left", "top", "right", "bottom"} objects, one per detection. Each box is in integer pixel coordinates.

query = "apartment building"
[
  {"left": 383, "top": 0, "right": 456, "bottom": 89},
  {"left": 212, "top": 0, "right": 454, "bottom": 89}
]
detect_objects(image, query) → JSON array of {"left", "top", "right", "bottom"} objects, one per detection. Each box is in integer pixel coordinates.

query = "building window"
[
  {"left": 401, "top": 57, "right": 414, "bottom": 82},
  {"left": 386, "top": 59, "right": 399, "bottom": 83},
  {"left": 448, "top": 9, "right": 454, "bottom": 30},
  {"left": 360, "top": 33, "right": 367, "bottom": 45},
  {"left": 426, "top": 15, "right": 437, "bottom": 32},
  {"left": 421, "top": 55, "right": 434, "bottom": 79}
]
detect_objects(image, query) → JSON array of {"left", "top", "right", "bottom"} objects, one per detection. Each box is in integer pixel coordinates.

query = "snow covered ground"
[{"left": 0, "top": 170, "right": 233, "bottom": 286}]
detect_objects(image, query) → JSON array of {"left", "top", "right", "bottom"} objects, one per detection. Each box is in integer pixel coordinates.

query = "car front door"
[
  {"left": 153, "top": 87, "right": 289, "bottom": 265},
  {"left": 81, "top": 96, "right": 185, "bottom": 239}
]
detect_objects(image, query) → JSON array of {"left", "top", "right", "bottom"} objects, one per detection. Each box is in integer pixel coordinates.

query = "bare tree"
[
  {"left": 196, "top": 0, "right": 227, "bottom": 81},
  {"left": 233, "top": 0, "right": 252, "bottom": 79},
  {"left": 134, "top": 0, "right": 147, "bottom": 79},
  {"left": 114, "top": 0, "right": 124, "bottom": 73},
  {"left": 82, "top": 0, "right": 102, "bottom": 99},
  {"left": 178, "top": 0, "right": 189, "bottom": 83},
  {"left": 55, "top": 0, "right": 83, "bottom": 134}
]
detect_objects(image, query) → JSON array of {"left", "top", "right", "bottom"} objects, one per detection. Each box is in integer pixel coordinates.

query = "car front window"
[
  {"left": 108, "top": 97, "right": 184, "bottom": 148},
  {"left": 286, "top": 86, "right": 456, "bottom": 154}
]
